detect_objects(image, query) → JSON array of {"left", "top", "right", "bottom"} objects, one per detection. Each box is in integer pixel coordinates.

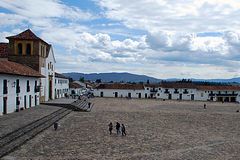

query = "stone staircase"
[
  {"left": 41, "top": 98, "right": 94, "bottom": 112},
  {"left": 70, "top": 99, "right": 94, "bottom": 112}
]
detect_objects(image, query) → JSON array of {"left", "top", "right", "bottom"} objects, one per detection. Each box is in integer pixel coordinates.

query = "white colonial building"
[
  {"left": 156, "top": 83, "right": 197, "bottom": 100},
  {"left": 93, "top": 82, "right": 240, "bottom": 103},
  {"left": 0, "top": 60, "right": 42, "bottom": 115},
  {"left": 0, "top": 29, "right": 56, "bottom": 103},
  {"left": 69, "top": 82, "right": 83, "bottom": 96},
  {"left": 40, "top": 45, "right": 56, "bottom": 102},
  {"left": 94, "top": 83, "right": 146, "bottom": 98},
  {"left": 0, "top": 29, "right": 63, "bottom": 115},
  {"left": 55, "top": 72, "right": 69, "bottom": 98}
]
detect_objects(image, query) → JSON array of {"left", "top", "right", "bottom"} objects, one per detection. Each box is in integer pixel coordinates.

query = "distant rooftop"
[
  {"left": 94, "top": 82, "right": 240, "bottom": 91},
  {"left": 55, "top": 72, "right": 68, "bottom": 79},
  {"left": 69, "top": 82, "right": 83, "bottom": 89},
  {"left": 96, "top": 83, "right": 145, "bottom": 90}
]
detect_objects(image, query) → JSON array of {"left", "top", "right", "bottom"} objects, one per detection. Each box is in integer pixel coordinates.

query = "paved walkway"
[
  {"left": 0, "top": 105, "right": 61, "bottom": 138},
  {"left": 41, "top": 98, "right": 77, "bottom": 105}
]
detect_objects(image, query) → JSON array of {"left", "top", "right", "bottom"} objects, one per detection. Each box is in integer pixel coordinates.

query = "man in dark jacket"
[
  {"left": 108, "top": 122, "right": 113, "bottom": 135},
  {"left": 116, "top": 122, "right": 121, "bottom": 135},
  {"left": 121, "top": 124, "right": 126, "bottom": 136},
  {"left": 53, "top": 122, "right": 58, "bottom": 131}
]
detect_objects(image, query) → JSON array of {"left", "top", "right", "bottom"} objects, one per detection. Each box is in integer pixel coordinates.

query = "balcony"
[
  {"left": 183, "top": 90, "right": 188, "bottom": 94},
  {"left": 174, "top": 91, "right": 179, "bottom": 94},
  {"left": 16, "top": 86, "right": 20, "bottom": 93},
  {"left": 164, "top": 90, "right": 169, "bottom": 94},
  {"left": 150, "top": 89, "right": 158, "bottom": 93},
  {"left": 34, "top": 86, "right": 41, "bottom": 93}
]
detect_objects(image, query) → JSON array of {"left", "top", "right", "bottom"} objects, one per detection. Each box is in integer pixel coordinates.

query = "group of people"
[{"left": 108, "top": 122, "right": 126, "bottom": 136}]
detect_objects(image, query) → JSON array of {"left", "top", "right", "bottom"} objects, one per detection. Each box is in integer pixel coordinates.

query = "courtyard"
[{"left": 3, "top": 98, "right": 240, "bottom": 160}]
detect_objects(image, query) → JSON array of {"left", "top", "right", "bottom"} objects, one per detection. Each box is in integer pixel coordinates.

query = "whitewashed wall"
[
  {"left": 55, "top": 77, "right": 69, "bottom": 98},
  {"left": 69, "top": 88, "right": 82, "bottom": 96},
  {"left": 40, "top": 47, "right": 56, "bottom": 102},
  {"left": 194, "top": 90, "right": 213, "bottom": 101},
  {"left": 144, "top": 86, "right": 154, "bottom": 98},
  {"left": 156, "top": 88, "right": 197, "bottom": 100},
  {"left": 94, "top": 89, "right": 147, "bottom": 98},
  {"left": 93, "top": 87, "right": 240, "bottom": 102},
  {"left": 0, "top": 74, "right": 40, "bottom": 115},
  {"left": 236, "top": 92, "right": 240, "bottom": 102}
]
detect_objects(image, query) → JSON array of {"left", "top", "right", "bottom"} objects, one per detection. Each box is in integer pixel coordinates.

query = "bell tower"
[{"left": 6, "top": 29, "right": 50, "bottom": 72}]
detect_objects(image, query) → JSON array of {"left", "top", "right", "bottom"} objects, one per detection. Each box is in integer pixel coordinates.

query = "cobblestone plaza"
[{"left": 3, "top": 98, "right": 240, "bottom": 160}]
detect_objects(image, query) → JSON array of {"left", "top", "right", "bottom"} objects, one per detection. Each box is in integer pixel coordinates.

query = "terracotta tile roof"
[
  {"left": 6, "top": 29, "right": 50, "bottom": 46},
  {"left": 196, "top": 85, "right": 240, "bottom": 91},
  {"left": 0, "top": 60, "right": 44, "bottom": 77},
  {"left": 160, "top": 82, "right": 197, "bottom": 89},
  {"left": 7, "top": 29, "right": 40, "bottom": 40},
  {"left": 70, "top": 82, "right": 83, "bottom": 89},
  {"left": 55, "top": 72, "right": 68, "bottom": 79},
  {"left": 144, "top": 83, "right": 161, "bottom": 88},
  {"left": 0, "top": 43, "right": 8, "bottom": 58},
  {"left": 95, "top": 83, "right": 144, "bottom": 90}
]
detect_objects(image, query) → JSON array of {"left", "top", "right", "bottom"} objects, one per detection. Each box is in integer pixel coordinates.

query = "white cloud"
[
  {"left": 97, "top": 0, "right": 240, "bottom": 32},
  {"left": 0, "top": 0, "right": 95, "bottom": 20},
  {"left": 1, "top": 0, "right": 240, "bottom": 78},
  {"left": 146, "top": 31, "right": 229, "bottom": 54},
  {"left": 0, "top": 13, "right": 26, "bottom": 26}
]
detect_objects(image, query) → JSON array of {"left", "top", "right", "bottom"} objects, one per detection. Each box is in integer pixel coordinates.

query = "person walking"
[
  {"left": 53, "top": 122, "right": 58, "bottom": 131},
  {"left": 108, "top": 122, "right": 113, "bottom": 135},
  {"left": 121, "top": 124, "right": 126, "bottom": 136},
  {"left": 203, "top": 103, "right": 206, "bottom": 109},
  {"left": 88, "top": 102, "right": 91, "bottom": 109},
  {"left": 116, "top": 122, "right": 121, "bottom": 135}
]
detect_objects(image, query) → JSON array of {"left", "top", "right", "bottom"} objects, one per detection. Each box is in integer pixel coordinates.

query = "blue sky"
[{"left": 0, "top": 0, "right": 240, "bottom": 79}]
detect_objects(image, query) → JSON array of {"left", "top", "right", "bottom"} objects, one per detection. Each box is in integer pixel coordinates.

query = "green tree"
[
  {"left": 96, "top": 79, "right": 102, "bottom": 83},
  {"left": 79, "top": 77, "right": 85, "bottom": 83}
]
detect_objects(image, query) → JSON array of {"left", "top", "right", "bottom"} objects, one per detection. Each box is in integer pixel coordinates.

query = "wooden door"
[
  {"left": 138, "top": 93, "right": 141, "bottom": 98},
  {"left": 24, "top": 96, "right": 27, "bottom": 109},
  {"left": 3, "top": 97, "right": 7, "bottom": 114},
  {"left": 29, "top": 95, "right": 31, "bottom": 108}
]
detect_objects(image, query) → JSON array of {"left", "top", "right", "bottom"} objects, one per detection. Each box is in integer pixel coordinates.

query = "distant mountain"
[
  {"left": 166, "top": 78, "right": 240, "bottom": 83},
  {"left": 62, "top": 72, "right": 240, "bottom": 83},
  {"left": 62, "top": 72, "right": 160, "bottom": 83}
]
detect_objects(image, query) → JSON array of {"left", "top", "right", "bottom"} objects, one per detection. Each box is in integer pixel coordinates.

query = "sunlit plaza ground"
[{"left": 3, "top": 98, "right": 240, "bottom": 160}]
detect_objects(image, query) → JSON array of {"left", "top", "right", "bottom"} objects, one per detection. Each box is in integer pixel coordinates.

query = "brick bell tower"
[{"left": 6, "top": 29, "right": 50, "bottom": 73}]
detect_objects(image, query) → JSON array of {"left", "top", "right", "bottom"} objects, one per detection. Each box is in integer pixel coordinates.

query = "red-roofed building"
[
  {"left": 94, "top": 83, "right": 146, "bottom": 98},
  {"left": 156, "top": 82, "right": 240, "bottom": 102},
  {"left": 0, "top": 29, "right": 63, "bottom": 115},
  {"left": 0, "top": 59, "right": 45, "bottom": 115},
  {"left": 69, "top": 82, "right": 84, "bottom": 96},
  {"left": 0, "top": 29, "right": 57, "bottom": 103},
  {"left": 55, "top": 72, "right": 69, "bottom": 98},
  {"left": 93, "top": 82, "right": 240, "bottom": 102}
]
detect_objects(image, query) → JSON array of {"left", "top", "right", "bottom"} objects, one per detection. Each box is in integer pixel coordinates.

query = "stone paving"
[
  {"left": 3, "top": 98, "right": 240, "bottom": 160},
  {"left": 0, "top": 105, "right": 61, "bottom": 138},
  {"left": 42, "top": 98, "right": 77, "bottom": 105}
]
